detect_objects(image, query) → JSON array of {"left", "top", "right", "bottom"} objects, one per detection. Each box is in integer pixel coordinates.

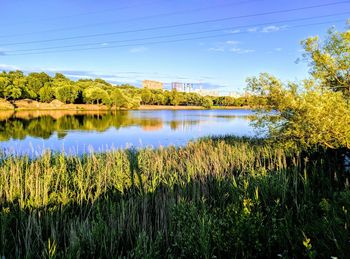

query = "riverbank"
[
  {"left": 0, "top": 98, "right": 251, "bottom": 111},
  {"left": 0, "top": 136, "right": 349, "bottom": 258}
]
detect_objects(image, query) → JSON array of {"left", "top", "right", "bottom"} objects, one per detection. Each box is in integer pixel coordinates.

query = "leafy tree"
[
  {"left": 4, "top": 85, "right": 22, "bottom": 100},
  {"left": 54, "top": 73, "right": 68, "bottom": 81},
  {"left": 26, "top": 72, "right": 51, "bottom": 97},
  {"left": 247, "top": 24, "right": 350, "bottom": 149},
  {"left": 55, "top": 83, "right": 78, "bottom": 104},
  {"left": 83, "top": 87, "right": 110, "bottom": 105},
  {"left": 247, "top": 74, "right": 350, "bottom": 149},
  {"left": 141, "top": 88, "right": 153, "bottom": 104},
  {"left": 301, "top": 25, "right": 350, "bottom": 98},
  {"left": 169, "top": 89, "right": 180, "bottom": 106},
  {"left": 0, "top": 76, "right": 10, "bottom": 98},
  {"left": 39, "top": 84, "right": 54, "bottom": 103},
  {"left": 110, "top": 89, "right": 130, "bottom": 109},
  {"left": 201, "top": 97, "right": 213, "bottom": 109}
]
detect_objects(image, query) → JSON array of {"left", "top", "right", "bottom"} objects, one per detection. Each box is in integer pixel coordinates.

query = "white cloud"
[
  {"left": 129, "top": 46, "right": 148, "bottom": 53},
  {"left": 208, "top": 47, "right": 225, "bottom": 52},
  {"left": 0, "top": 64, "right": 20, "bottom": 70},
  {"left": 225, "top": 40, "right": 240, "bottom": 45},
  {"left": 261, "top": 25, "right": 287, "bottom": 33},
  {"left": 275, "top": 48, "right": 283, "bottom": 52},
  {"left": 101, "top": 43, "right": 109, "bottom": 46},
  {"left": 247, "top": 27, "right": 258, "bottom": 33},
  {"left": 229, "top": 48, "right": 255, "bottom": 54},
  {"left": 228, "top": 29, "right": 241, "bottom": 34}
]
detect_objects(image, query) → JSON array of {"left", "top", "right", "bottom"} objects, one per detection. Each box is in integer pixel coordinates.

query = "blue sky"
[{"left": 0, "top": 0, "right": 349, "bottom": 94}]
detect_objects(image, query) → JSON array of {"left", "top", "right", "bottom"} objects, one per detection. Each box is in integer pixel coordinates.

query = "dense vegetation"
[
  {"left": 247, "top": 25, "right": 350, "bottom": 150},
  {"left": 0, "top": 23, "right": 350, "bottom": 258},
  {"left": 0, "top": 71, "right": 258, "bottom": 109},
  {"left": 0, "top": 137, "right": 349, "bottom": 258}
]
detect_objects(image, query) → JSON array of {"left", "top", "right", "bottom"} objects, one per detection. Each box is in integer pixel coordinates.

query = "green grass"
[{"left": 0, "top": 137, "right": 349, "bottom": 258}]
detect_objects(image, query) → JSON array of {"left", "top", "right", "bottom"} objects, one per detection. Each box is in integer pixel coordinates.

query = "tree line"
[{"left": 0, "top": 71, "right": 261, "bottom": 109}]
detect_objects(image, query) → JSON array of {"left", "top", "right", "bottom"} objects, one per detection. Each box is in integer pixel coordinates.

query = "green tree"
[
  {"left": 55, "top": 83, "right": 78, "bottom": 104},
  {"left": 301, "top": 25, "right": 350, "bottom": 97},
  {"left": 0, "top": 75, "right": 10, "bottom": 98},
  {"left": 39, "top": 84, "right": 54, "bottom": 103},
  {"left": 110, "top": 89, "right": 130, "bottom": 109},
  {"left": 83, "top": 87, "right": 110, "bottom": 105},
  {"left": 169, "top": 89, "right": 180, "bottom": 106},
  {"left": 141, "top": 88, "right": 153, "bottom": 104},
  {"left": 201, "top": 97, "right": 213, "bottom": 109},
  {"left": 247, "top": 73, "right": 350, "bottom": 149}
]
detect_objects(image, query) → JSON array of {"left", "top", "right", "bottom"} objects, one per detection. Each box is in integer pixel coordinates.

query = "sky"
[{"left": 0, "top": 0, "right": 349, "bottom": 94}]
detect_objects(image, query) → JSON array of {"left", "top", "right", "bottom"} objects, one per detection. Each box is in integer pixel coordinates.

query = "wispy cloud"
[
  {"left": 275, "top": 48, "right": 283, "bottom": 52},
  {"left": 247, "top": 27, "right": 258, "bottom": 33},
  {"left": 208, "top": 47, "right": 225, "bottom": 52},
  {"left": 229, "top": 48, "right": 255, "bottom": 54},
  {"left": 129, "top": 46, "right": 148, "bottom": 53},
  {"left": 208, "top": 40, "right": 253, "bottom": 54},
  {"left": 261, "top": 25, "right": 288, "bottom": 33},
  {"left": 225, "top": 40, "right": 240, "bottom": 45},
  {"left": 228, "top": 29, "right": 241, "bottom": 34},
  {"left": 245, "top": 25, "right": 288, "bottom": 34},
  {"left": 0, "top": 64, "right": 20, "bottom": 70}
]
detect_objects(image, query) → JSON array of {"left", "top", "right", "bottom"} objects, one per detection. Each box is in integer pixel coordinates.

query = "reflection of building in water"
[
  {"left": 140, "top": 120, "right": 163, "bottom": 131},
  {"left": 169, "top": 120, "right": 200, "bottom": 131},
  {"left": 142, "top": 80, "right": 163, "bottom": 90}
]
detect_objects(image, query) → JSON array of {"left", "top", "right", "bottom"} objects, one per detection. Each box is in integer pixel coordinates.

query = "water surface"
[{"left": 0, "top": 109, "right": 256, "bottom": 155}]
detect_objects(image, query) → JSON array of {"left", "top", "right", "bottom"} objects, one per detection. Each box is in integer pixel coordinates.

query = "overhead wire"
[
  {"left": 0, "top": 0, "right": 262, "bottom": 38},
  {"left": 5, "top": 19, "right": 346, "bottom": 56},
  {"left": 1, "top": 1, "right": 349, "bottom": 46},
  {"left": 5, "top": 11, "right": 349, "bottom": 53}
]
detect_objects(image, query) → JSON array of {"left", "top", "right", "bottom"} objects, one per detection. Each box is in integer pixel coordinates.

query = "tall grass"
[{"left": 0, "top": 137, "right": 349, "bottom": 258}]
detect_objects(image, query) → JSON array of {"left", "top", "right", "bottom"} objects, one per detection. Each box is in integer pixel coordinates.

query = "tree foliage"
[
  {"left": 302, "top": 25, "right": 350, "bottom": 97},
  {"left": 247, "top": 24, "right": 350, "bottom": 149},
  {"left": 0, "top": 70, "right": 263, "bottom": 109}
]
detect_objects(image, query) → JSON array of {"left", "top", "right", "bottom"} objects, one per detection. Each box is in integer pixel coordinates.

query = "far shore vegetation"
[
  {"left": 0, "top": 23, "right": 350, "bottom": 258},
  {"left": 0, "top": 71, "right": 261, "bottom": 110}
]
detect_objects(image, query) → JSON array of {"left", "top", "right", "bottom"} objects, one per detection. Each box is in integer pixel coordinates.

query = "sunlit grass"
[{"left": 0, "top": 137, "right": 349, "bottom": 258}]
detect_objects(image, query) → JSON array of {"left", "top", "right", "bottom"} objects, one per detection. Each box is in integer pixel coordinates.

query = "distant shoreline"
[{"left": 0, "top": 99, "right": 252, "bottom": 111}]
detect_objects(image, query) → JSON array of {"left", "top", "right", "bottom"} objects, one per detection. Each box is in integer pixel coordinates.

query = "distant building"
[
  {"left": 171, "top": 82, "right": 194, "bottom": 93},
  {"left": 171, "top": 82, "right": 184, "bottom": 92},
  {"left": 227, "top": 91, "right": 241, "bottom": 98},
  {"left": 142, "top": 80, "right": 163, "bottom": 90},
  {"left": 194, "top": 89, "right": 219, "bottom": 97}
]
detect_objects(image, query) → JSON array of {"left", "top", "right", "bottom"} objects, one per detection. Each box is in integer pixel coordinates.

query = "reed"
[{"left": 0, "top": 137, "right": 349, "bottom": 258}]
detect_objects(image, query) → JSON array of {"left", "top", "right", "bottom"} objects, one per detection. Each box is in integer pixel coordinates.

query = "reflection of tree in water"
[{"left": 0, "top": 111, "right": 163, "bottom": 141}]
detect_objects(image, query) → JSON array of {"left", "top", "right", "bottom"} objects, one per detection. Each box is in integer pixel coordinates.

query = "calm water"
[{"left": 0, "top": 109, "right": 256, "bottom": 155}]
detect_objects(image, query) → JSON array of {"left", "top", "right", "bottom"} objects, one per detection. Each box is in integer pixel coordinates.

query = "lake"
[{"left": 0, "top": 109, "right": 257, "bottom": 155}]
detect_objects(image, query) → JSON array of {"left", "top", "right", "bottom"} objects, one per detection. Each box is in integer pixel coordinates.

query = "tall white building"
[{"left": 171, "top": 82, "right": 194, "bottom": 93}]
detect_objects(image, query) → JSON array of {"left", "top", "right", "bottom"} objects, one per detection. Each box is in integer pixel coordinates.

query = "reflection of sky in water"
[{"left": 0, "top": 109, "right": 258, "bottom": 156}]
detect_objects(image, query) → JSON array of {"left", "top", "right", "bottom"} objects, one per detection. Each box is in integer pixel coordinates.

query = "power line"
[
  {"left": 5, "top": 19, "right": 346, "bottom": 56},
  {"left": 0, "top": 0, "right": 261, "bottom": 38},
  {"left": 0, "top": 0, "right": 163, "bottom": 26},
  {"left": 5, "top": 12, "right": 349, "bottom": 53},
  {"left": 1, "top": 1, "right": 349, "bottom": 46}
]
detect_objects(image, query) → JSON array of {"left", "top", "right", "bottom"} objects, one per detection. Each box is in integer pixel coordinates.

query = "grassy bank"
[
  {"left": 0, "top": 98, "right": 250, "bottom": 111},
  {"left": 0, "top": 137, "right": 349, "bottom": 258}
]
